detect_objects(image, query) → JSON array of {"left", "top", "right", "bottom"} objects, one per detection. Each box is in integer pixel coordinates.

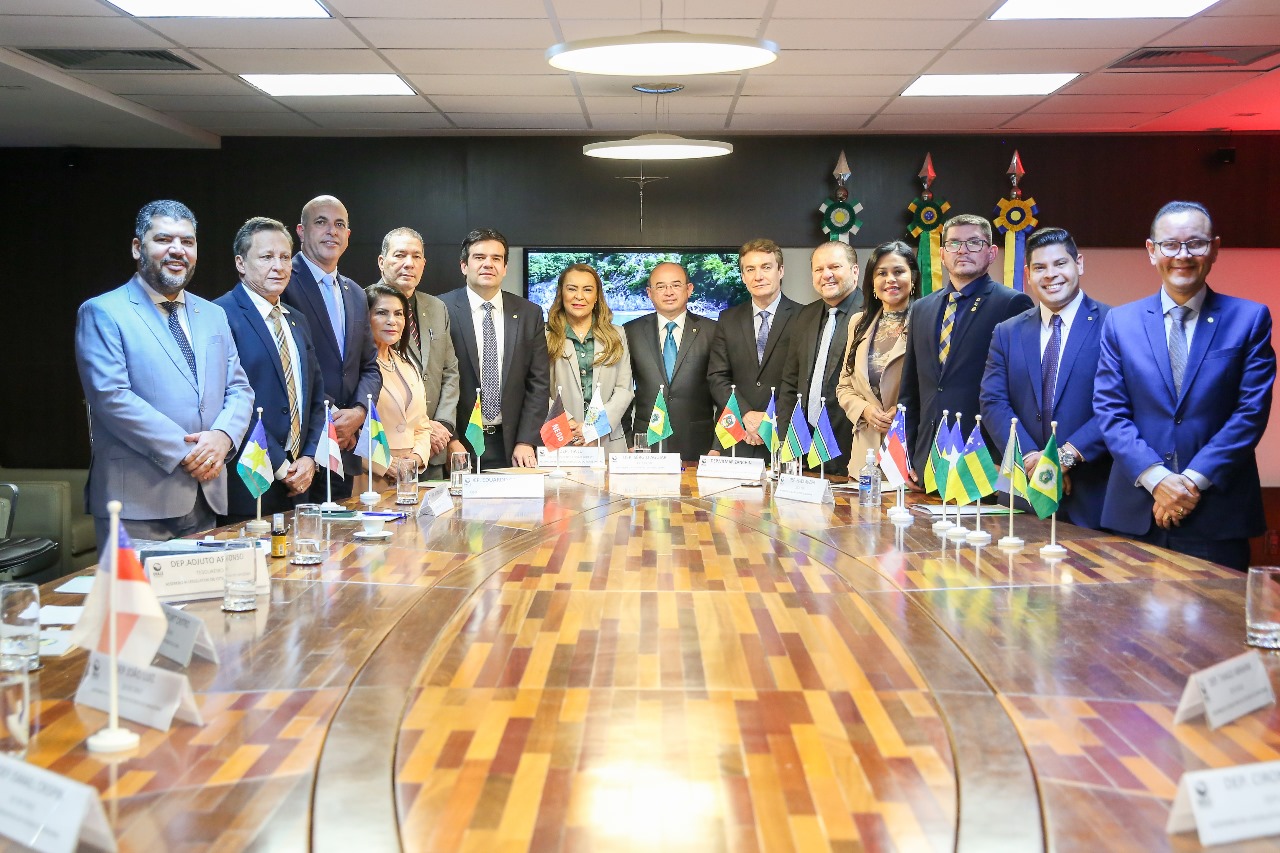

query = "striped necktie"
[
  {"left": 1169, "top": 305, "right": 1190, "bottom": 397},
  {"left": 938, "top": 291, "right": 959, "bottom": 369},
  {"left": 269, "top": 305, "right": 302, "bottom": 457},
  {"left": 159, "top": 301, "right": 198, "bottom": 380}
]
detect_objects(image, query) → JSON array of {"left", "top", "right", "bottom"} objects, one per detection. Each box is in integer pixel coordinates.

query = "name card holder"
[
  {"left": 1166, "top": 760, "right": 1280, "bottom": 846},
  {"left": 157, "top": 603, "right": 219, "bottom": 668},
  {"left": 537, "top": 446, "right": 605, "bottom": 468},
  {"left": 1173, "top": 649, "right": 1275, "bottom": 730},
  {"left": 417, "top": 484, "right": 456, "bottom": 517},
  {"left": 0, "top": 756, "right": 116, "bottom": 853},
  {"left": 696, "top": 455, "right": 765, "bottom": 480},
  {"left": 608, "top": 453, "right": 682, "bottom": 474},
  {"left": 773, "top": 474, "right": 834, "bottom": 505},
  {"left": 145, "top": 544, "right": 267, "bottom": 604},
  {"left": 462, "top": 473, "right": 545, "bottom": 499},
  {"left": 75, "top": 651, "right": 203, "bottom": 731}
]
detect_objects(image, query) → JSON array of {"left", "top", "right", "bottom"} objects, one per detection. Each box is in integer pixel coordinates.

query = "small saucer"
[{"left": 353, "top": 529, "right": 393, "bottom": 541}]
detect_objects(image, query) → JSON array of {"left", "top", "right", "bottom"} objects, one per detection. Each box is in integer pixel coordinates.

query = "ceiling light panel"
[
  {"left": 547, "top": 32, "right": 777, "bottom": 76},
  {"left": 107, "top": 0, "right": 330, "bottom": 16},
  {"left": 991, "top": 0, "right": 1221, "bottom": 18},
  {"left": 240, "top": 74, "right": 415, "bottom": 96},
  {"left": 902, "top": 73, "right": 1078, "bottom": 96}
]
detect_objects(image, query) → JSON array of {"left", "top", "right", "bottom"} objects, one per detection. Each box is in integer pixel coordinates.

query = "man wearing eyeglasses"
[
  {"left": 899, "top": 214, "right": 1034, "bottom": 478},
  {"left": 1094, "top": 201, "right": 1275, "bottom": 570}
]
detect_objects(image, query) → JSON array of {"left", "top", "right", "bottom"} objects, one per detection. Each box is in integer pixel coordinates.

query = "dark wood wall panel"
[{"left": 3, "top": 131, "right": 1276, "bottom": 467}]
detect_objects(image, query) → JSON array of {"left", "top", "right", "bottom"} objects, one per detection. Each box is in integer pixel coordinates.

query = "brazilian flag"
[
  {"left": 1026, "top": 433, "right": 1063, "bottom": 519},
  {"left": 648, "top": 388, "right": 673, "bottom": 446}
]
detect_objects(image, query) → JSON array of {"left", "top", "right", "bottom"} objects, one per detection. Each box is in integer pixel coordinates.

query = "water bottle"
[{"left": 858, "top": 449, "right": 882, "bottom": 507}]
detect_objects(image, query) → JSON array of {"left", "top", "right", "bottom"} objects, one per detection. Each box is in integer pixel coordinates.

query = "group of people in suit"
[{"left": 76, "top": 199, "right": 1273, "bottom": 571}]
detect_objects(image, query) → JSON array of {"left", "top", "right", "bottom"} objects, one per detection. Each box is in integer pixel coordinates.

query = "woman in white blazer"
[
  {"left": 545, "top": 264, "right": 634, "bottom": 454},
  {"left": 835, "top": 241, "right": 920, "bottom": 465}
]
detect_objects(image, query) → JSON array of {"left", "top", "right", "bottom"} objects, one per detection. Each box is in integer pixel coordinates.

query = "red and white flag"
[
  {"left": 879, "top": 406, "right": 912, "bottom": 489},
  {"left": 67, "top": 524, "right": 167, "bottom": 668},
  {"left": 540, "top": 392, "right": 574, "bottom": 451},
  {"left": 316, "top": 405, "right": 344, "bottom": 477}
]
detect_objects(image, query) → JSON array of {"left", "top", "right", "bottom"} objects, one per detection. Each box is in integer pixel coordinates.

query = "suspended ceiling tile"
[
  {"left": 583, "top": 95, "right": 732, "bottom": 114},
  {"left": 69, "top": 72, "right": 252, "bottom": 95},
  {"left": 1206, "top": 0, "right": 1280, "bottom": 14},
  {"left": 193, "top": 48, "right": 392, "bottom": 73},
  {"left": 1067, "top": 71, "right": 1257, "bottom": 95},
  {"left": 447, "top": 112, "right": 589, "bottom": 129},
  {"left": 432, "top": 94, "right": 583, "bottom": 113},
  {"left": 865, "top": 112, "right": 1017, "bottom": 131},
  {"left": 558, "top": 18, "right": 762, "bottom": 40},
  {"left": 753, "top": 49, "right": 938, "bottom": 76},
  {"left": 575, "top": 75, "right": 741, "bottom": 96},
  {"left": 733, "top": 95, "right": 890, "bottom": 114},
  {"left": 1, "top": 0, "right": 122, "bottom": 13},
  {"left": 930, "top": 48, "right": 1128, "bottom": 75},
  {"left": 141, "top": 18, "right": 365, "bottom": 49},
  {"left": 1149, "top": 15, "right": 1280, "bottom": 46},
  {"left": 1029, "top": 93, "right": 1199, "bottom": 113},
  {"left": 739, "top": 74, "right": 911, "bottom": 97},
  {"left": 955, "top": 19, "right": 1182, "bottom": 50},
  {"left": 880, "top": 95, "right": 1045, "bottom": 114},
  {"left": 125, "top": 93, "right": 290, "bottom": 112},
  {"left": 549, "top": 0, "right": 768, "bottom": 16},
  {"left": 307, "top": 111, "right": 454, "bottom": 129},
  {"left": 166, "top": 110, "right": 317, "bottom": 130},
  {"left": 380, "top": 48, "right": 550, "bottom": 75},
  {"left": 274, "top": 94, "right": 437, "bottom": 112},
  {"left": 0, "top": 15, "right": 172, "bottom": 48},
  {"left": 728, "top": 112, "right": 873, "bottom": 130},
  {"left": 772, "top": 0, "right": 995, "bottom": 18},
  {"left": 408, "top": 74, "right": 576, "bottom": 97},
  {"left": 327, "top": 0, "right": 546, "bottom": 16},
  {"left": 764, "top": 18, "right": 969, "bottom": 51},
  {"left": 350, "top": 18, "right": 555, "bottom": 49},
  {"left": 1001, "top": 112, "right": 1164, "bottom": 130}
]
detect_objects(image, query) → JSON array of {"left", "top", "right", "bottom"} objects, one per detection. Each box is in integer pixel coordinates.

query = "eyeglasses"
[
  {"left": 1153, "top": 239, "right": 1213, "bottom": 257},
  {"left": 942, "top": 239, "right": 990, "bottom": 254},
  {"left": 650, "top": 283, "right": 688, "bottom": 293}
]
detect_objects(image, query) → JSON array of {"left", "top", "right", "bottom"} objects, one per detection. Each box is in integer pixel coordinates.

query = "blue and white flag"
[{"left": 580, "top": 383, "right": 612, "bottom": 444}]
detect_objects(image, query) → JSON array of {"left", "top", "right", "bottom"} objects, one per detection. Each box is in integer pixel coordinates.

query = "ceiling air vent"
[
  {"left": 1108, "top": 46, "right": 1280, "bottom": 72},
  {"left": 19, "top": 49, "right": 199, "bottom": 72}
]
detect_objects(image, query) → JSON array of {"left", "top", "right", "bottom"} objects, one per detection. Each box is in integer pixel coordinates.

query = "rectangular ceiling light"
[
  {"left": 991, "top": 0, "right": 1221, "bottom": 19},
  {"left": 241, "top": 74, "right": 415, "bottom": 96},
  {"left": 108, "top": 0, "right": 329, "bottom": 16},
  {"left": 902, "top": 73, "right": 1078, "bottom": 97}
]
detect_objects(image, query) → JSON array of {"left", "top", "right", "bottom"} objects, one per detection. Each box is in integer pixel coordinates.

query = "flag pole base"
[
  {"left": 319, "top": 501, "right": 343, "bottom": 512},
  {"left": 1039, "top": 543, "right": 1068, "bottom": 559},
  {"left": 998, "top": 535, "right": 1024, "bottom": 550},
  {"left": 887, "top": 506, "right": 912, "bottom": 522},
  {"left": 932, "top": 518, "right": 952, "bottom": 534},
  {"left": 548, "top": 469, "right": 567, "bottom": 479},
  {"left": 945, "top": 524, "right": 969, "bottom": 542},
  {"left": 87, "top": 726, "right": 139, "bottom": 754},
  {"left": 244, "top": 519, "right": 270, "bottom": 537},
  {"left": 359, "top": 491, "right": 380, "bottom": 509},
  {"left": 966, "top": 530, "right": 992, "bottom": 545}
]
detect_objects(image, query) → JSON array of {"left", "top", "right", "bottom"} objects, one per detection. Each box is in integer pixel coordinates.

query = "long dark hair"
[
  {"left": 845, "top": 241, "right": 920, "bottom": 374},
  {"left": 366, "top": 282, "right": 411, "bottom": 357}
]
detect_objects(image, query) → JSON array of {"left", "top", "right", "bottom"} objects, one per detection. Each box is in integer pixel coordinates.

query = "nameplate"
[
  {"left": 417, "top": 485, "right": 456, "bottom": 517},
  {"left": 605, "top": 475, "right": 683, "bottom": 498},
  {"left": 1173, "top": 650, "right": 1276, "bottom": 730},
  {"left": 75, "top": 651, "right": 203, "bottom": 731},
  {"left": 537, "top": 446, "right": 605, "bottom": 468},
  {"left": 145, "top": 545, "right": 267, "bottom": 603},
  {"left": 157, "top": 603, "right": 219, "bottom": 669},
  {"left": 696, "top": 455, "right": 765, "bottom": 480},
  {"left": 462, "top": 473, "right": 545, "bottom": 499},
  {"left": 608, "top": 453, "right": 682, "bottom": 474},
  {"left": 773, "top": 474, "right": 834, "bottom": 505},
  {"left": 0, "top": 756, "right": 116, "bottom": 853},
  {"left": 1166, "top": 760, "right": 1280, "bottom": 845}
]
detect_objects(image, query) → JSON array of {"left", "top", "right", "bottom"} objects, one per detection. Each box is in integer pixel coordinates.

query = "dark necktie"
[
  {"left": 160, "top": 301, "right": 198, "bottom": 381},
  {"left": 1041, "top": 314, "right": 1062, "bottom": 423},
  {"left": 481, "top": 302, "right": 499, "bottom": 422},
  {"left": 269, "top": 305, "right": 302, "bottom": 457},
  {"left": 663, "top": 320, "right": 677, "bottom": 381},
  {"left": 1168, "top": 305, "right": 1190, "bottom": 397},
  {"left": 938, "top": 291, "right": 959, "bottom": 369},
  {"left": 755, "top": 310, "right": 771, "bottom": 364},
  {"left": 406, "top": 295, "right": 421, "bottom": 352}
]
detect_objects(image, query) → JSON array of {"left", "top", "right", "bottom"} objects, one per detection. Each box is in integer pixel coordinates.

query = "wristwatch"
[{"left": 1058, "top": 445, "right": 1079, "bottom": 471}]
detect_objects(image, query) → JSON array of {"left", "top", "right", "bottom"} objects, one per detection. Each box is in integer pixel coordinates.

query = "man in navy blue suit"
[
  {"left": 281, "top": 195, "right": 380, "bottom": 499},
  {"left": 215, "top": 217, "right": 325, "bottom": 522},
  {"left": 898, "top": 214, "right": 1034, "bottom": 477},
  {"left": 1095, "top": 201, "right": 1275, "bottom": 570},
  {"left": 981, "top": 227, "right": 1111, "bottom": 530}
]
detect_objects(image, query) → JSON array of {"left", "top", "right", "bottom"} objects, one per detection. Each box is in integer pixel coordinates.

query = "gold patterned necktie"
[
  {"left": 269, "top": 305, "right": 302, "bottom": 457},
  {"left": 938, "top": 291, "right": 959, "bottom": 369}
]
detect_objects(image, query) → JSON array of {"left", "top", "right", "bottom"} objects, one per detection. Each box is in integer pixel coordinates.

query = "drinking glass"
[
  {"left": 395, "top": 457, "right": 420, "bottom": 504},
  {"left": 633, "top": 434, "right": 651, "bottom": 454},
  {"left": 0, "top": 657, "right": 29, "bottom": 758},
  {"left": 0, "top": 583, "right": 40, "bottom": 672},
  {"left": 290, "top": 504, "right": 325, "bottom": 565},
  {"left": 450, "top": 451, "right": 470, "bottom": 496},
  {"left": 221, "top": 540, "right": 257, "bottom": 612},
  {"left": 1246, "top": 566, "right": 1280, "bottom": 649}
]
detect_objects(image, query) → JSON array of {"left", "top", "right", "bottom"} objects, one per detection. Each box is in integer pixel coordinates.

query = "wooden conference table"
[{"left": 14, "top": 468, "right": 1280, "bottom": 852}]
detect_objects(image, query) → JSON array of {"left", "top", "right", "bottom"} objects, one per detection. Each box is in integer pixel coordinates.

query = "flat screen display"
[{"left": 524, "top": 248, "right": 748, "bottom": 325}]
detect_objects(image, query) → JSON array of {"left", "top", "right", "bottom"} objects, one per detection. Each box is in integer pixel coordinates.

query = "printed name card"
[
  {"left": 537, "top": 446, "right": 605, "bottom": 468},
  {"left": 75, "top": 651, "right": 203, "bottom": 731},
  {"left": 1173, "top": 650, "right": 1276, "bottom": 730},
  {"left": 145, "top": 544, "right": 267, "bottom": 603},
  {"left": 696, "top": 455, "right": 765, "bottom": 480},
  {"left": 157, "top": 603, "right": 219, "bottom": 668},
  {"left": 773, "top": 474, "right": 834, "bottom": 505},
  {"left": 0, "top": 756, "right": 116, "bottom": 853},
  {"left": 462, "top": 473, "right": 545, "bottom": 499},
  {"left": 608, "top": 453, "right": 682, "bottom": 474},
  {"left": 417, "top": 484, "right": 456, "bottom": 517},
  {"left": 1166, "top": 760, "right": 1280, "bottom": 845}
]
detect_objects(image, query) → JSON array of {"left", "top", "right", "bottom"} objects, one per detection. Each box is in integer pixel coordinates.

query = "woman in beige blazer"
[
  {"left": 357, "top": 283, "right": 439, "bottom": 491},
  {"left": 836, "top": 241, "right": 920, "bottom": 465},
  {"left": 546, "top": 264, "right": 634, "bottom": 454}
]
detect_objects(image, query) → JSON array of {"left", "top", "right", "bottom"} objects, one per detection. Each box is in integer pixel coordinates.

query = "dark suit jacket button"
[
  {"left": 281, "top": 406, "right": 289, "bottom": 415},
  {"left": 1036, "top": 414, "right": 1041, "bottom": 421},
  {"left": 756, "top": 381, "right": 762, "bottom": 386},
  {"left": 1175, "top": 417, "right": 1182, "bottom": 424},
  {"left": 937, "top": 386, "right": 943, "bottom": 392}
]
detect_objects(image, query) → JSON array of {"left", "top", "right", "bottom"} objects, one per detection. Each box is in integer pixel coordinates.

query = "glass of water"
[
  {"left": 290, "top": 504, "right": 324, "bottom": 565},
  {"left": 0, "top": 657, "right": 29, "bottom": 758},
  {"left": 450, "top": 451, "right": 470, "bottom": 496},
  {"left": 633, "top": 433, "right": 651, "bottom": 453},
  {"left": 222, "top": 540, "right": 257, "bottom": 612},
  {"left": 0, "top": 583, "right": 40, "bottom": 672},
  {"left": 394, "top": 457, "right": 420, "bottom": 504},
  {"left": 1246, "top": 566, "right": 1280, "bottom": 649}
]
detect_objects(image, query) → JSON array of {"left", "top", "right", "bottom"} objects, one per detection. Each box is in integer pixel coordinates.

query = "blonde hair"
[{"left": 545, "top": 264, "right": 624, "bottom": 367}]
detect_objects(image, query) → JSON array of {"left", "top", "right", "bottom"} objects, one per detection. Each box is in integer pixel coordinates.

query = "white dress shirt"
[
  {"left": 753, "top": 293, "right": 782, "bottom": 342},
  {"left": 140, "top": 277, "right": 191, "bottom": 339},
  {"left": 466, "top": 287, "right": 505, "bottom": 425},
  {"left": 1039, "top": 288, "right": 1085, "bottom": 358},
  {"left": 656, "top": 310, "right": 687, "bottom": 352},
  {"left": 241, "top": 284, "right": 304, "bottom": 412}
]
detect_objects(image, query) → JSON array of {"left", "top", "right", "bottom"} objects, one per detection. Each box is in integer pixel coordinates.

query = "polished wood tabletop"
[{"left": 13, "top": 469, "right": 1280, "bottom": 852}]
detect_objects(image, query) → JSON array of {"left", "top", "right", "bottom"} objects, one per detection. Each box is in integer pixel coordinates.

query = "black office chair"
[{"left": 0, "top": 483, "right": 61, "bottom": 585}]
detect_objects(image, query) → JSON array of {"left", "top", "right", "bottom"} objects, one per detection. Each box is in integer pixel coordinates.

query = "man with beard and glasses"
[{"left": 76, "top": 200, "right": 254, "bottom": 551}]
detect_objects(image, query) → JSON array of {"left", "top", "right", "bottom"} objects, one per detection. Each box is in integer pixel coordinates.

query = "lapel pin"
[
  {"left": 1207, "top": 317, "right": 1214, "bottom": 323},
  {"left": 1087, "top": 316, "right": 1093, "bottom": 321}
]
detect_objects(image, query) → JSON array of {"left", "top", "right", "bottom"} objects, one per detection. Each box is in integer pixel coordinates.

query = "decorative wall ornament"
[
  {"left": 993, "top": 150, "right": 1039, "bottom": 292},
  {"left": 906, "top": 153, "right": 950, "bottom": 296},
  {"left": 819, "top": 150, "right": 863, "bottom": 244}
]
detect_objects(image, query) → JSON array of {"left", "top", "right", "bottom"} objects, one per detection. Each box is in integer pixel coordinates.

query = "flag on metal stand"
[
  {"left": 880, "top": 406, "right": 911, "bottom": 489},
  {"left": 716, "top": 387, "right": 748, "bottom": 450},
  {"left": 237, "top": 414, "right": 274, "bottom": 499},
  {"left": 465, "top": 391, "right": 485, "bottom": 470},
  {"left": 648, "top": 386, "right": 674, "bottom": 449},
  {"left": 580, "top": 382, "right": 611, "bottom": 445},
  {"left": 779, "top": 397, "right": 813, "bottom": 466},
  {"left": 540, "top": 391, "right": 574, "bottom": 451},
  {"left": 807, "top": 401, "right": 840, "bottom": 468}
]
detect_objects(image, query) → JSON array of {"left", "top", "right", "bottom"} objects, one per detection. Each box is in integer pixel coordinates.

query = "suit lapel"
[
  {"left": 449, "top": 290, "right": 481, "bottom": 383},
  {"left": 286, "top": 311, "right": 312, "bottom": 410},
  {"left": 1052, "top": 295, "right": 1100, "bottom": 410},
  {"left": 760, "top": 299, "right": 792, "bottom": 372},
  {"left": 823, "top": 307, "right": 849, "bottom": 389},
  {"left": 1019, "top": 311, "right": 1043, "bottom": 415},
  {"left": 292, "top": 256, "right": 341, "bottom": 355},
  {"left": 943, "top": 278, "right": 992, "bottom": 376},
  {"left": 127, "top": 277, "right": 197, "bottom": 392},
  {"left": 1141, "top": 295, "right": 1177, "bottom": 402},
  {"left": 237, "top": 287, "right": 288, "bottom": 396},
  {"left": 1178, "top": 288, "right": 1219, "bottom": 408},
  {"left": 338, "top": 273, "right": 360, "bottom": 363},
  {"left": 671, "top": 314, "right": 698, "bottom": 380},
  {"left": 501, "top": 304, "right": 518, "bottom": 388},
  {"left": 914, "top": 292, "right": 945, "bottom": 383}
]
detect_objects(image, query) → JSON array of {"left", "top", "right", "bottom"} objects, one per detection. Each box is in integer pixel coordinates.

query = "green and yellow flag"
[
  {"left": 648, "top": 387, "right": 673, "bottom": 446},
  {"left": 464, "top": 393, "right": 485, "bottom": 458},
  {"left": 948, "top": 422, "right": 998, "bottom": 504},
  {"left": 1026, "top": 433, "right": 1063, "bottom": 519}
]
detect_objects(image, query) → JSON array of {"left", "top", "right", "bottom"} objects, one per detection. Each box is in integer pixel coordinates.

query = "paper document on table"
[
  {"left": 54, "top": 576, "right": 95, "bottom": 594},
  {"left": 39, "top": 605, "right": 84, "bottom": 625}
]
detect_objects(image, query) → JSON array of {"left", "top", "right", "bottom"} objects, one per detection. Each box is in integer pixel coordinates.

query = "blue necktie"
[
  {"left": 1168, "top": 305, "right": 1190, "bottom": 398},
  {"left": 663, "top": 320, "right": 677, "bottom": 381},
  {"left": 1041, "top": 314, "right": 1062, "bottom": 423},
  {"left": 319, "top": 274, "right": 345, "bottom": 358},
  {"left": 755, "top": 309, "right": 771, "bottom": 364},
  {"left": 160, "top": 301, "right": 197, "bottom": 381}
]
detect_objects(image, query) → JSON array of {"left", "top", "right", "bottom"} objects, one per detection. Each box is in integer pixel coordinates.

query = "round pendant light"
[
  {"left": 583, "top": 133, "right": 732, "bottom": 160},
  {"left": 548, "top": 30, "right": 778, "bottom": 76}
]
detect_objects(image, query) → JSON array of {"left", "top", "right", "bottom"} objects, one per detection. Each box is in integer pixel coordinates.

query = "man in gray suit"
[
  {"left": 624, "top": 262, "right": 717, "bottom": 460},
  {"left": 375, "top": 227, "right": 459, "bottom": 478},
  {"left": 76, "top": 200, "right": 254, "bottom": 550}
]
